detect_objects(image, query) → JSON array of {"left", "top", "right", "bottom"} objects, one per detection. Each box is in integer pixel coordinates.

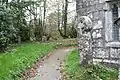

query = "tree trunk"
[
  {"left": 63, "top": 0, "right": 68, "bottom": 38},
  {"left": 29, "top": 2, "right": 35, "bottom": 41},
  {"left": 39, "top": 6, "right": 43, "bottom": 41},
  {"left": 43, "top": 0, "right": 47, "bottom": 35},
  {"left": 57, "top": 4, "right": 64, "bottom": 37},
  {"left": 57, "top": 4, "right": 60, "bottom": 30},
  {"left": 57, "top": 0, "right": 68, "bottom": 39}
]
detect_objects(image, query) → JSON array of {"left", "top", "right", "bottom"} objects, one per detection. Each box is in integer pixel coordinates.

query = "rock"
[{"left": 42, "top": 36, "right": 47, "bottom": 42}]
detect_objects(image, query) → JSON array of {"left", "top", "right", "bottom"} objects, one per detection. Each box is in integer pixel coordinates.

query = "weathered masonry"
[{"left": 76, "top": 0, "right": 120, "bottom": 66}]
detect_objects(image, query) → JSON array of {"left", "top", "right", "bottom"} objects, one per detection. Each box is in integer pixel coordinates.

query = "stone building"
[{"left": 76, "top": 0, "right": 120, "bottom": 66}]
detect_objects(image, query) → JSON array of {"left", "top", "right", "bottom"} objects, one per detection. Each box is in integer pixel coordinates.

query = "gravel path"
[{"left": 28, "top": 47, "right": 74, "bottom": 80}]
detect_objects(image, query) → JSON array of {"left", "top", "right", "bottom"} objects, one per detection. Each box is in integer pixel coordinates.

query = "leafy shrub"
[
  {"left": 68, "top": 26, "right": 77, "bottom": 38},
  {"left": 0, "top": 5, "right": 16, "bottom": 51}
]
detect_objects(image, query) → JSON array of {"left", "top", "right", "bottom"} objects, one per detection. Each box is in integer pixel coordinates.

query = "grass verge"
[
  {"left": 63, "top": 49, "right": 118, "bottom": 80},
  {"left": 0, "top": 43, "right": 56, "bottom": 80}
]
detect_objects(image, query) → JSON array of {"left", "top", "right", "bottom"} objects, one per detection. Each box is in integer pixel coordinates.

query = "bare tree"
[{"left": 57, "top": 0, "right": 68, "bottom": 39}]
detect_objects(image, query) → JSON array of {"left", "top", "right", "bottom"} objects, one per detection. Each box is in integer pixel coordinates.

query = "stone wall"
[
  {"left": 77, "top": 0, "right": 106, "bottom": 64},
  {"left": 76, "top": 0, "right": 120, "bottom": 66},
  {"left": 76, "top": 0, "right": 105, "bottom": 25}
]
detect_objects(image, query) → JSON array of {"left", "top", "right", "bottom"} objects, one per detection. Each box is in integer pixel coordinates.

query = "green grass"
[
  {"left": 50, "top": 38, "right": 77, "bottom": 48},
  {"left": 0, "top": 42, "right": 56, "bottom": 80},
  {"left": 64, "top": 49, "right": 118, "bottom": 80}
]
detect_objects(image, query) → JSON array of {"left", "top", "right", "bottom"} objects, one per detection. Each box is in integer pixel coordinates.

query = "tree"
[
  {"left": 43, "top": 0, "right": 47, "bottom": 33},
  {"left": 56, "top": 0, "right": 69, "bottom": 39},
  {"left": 0, "top": 0, "right": 76, "bottom": 51},
  {"left": 0, "top": 0, "right": 40, "bottom": 51},
  {"left": 63, "top": 0, "right": 68, "bottom": 38},
  {"left": 0, "top": 5, "right": 16, "bottom": 51}
]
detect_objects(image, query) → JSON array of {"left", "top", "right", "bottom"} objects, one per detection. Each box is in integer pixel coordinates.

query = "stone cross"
[{"left": 77, "top": 16, "right": 93, "bottom": 66}]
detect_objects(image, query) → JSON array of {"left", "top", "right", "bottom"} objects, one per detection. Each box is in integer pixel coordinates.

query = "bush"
[
  {"left": 68, "top": 26, "right": 77, "bottom": 38},
  {"left": 0, "top": 5, "right": 16, "bottom": 51}
]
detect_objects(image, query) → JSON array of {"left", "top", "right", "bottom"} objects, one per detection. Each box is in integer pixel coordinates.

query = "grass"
[
  {"left": 50, "top": 38, "right": 77, "bottom": 48},
  {"left": 0, "top": 39, "right": 77, "bottom": 80},
  {"left": 0, "top": 42, "right": 56, "bottom": 80},
  {"left": 64, "top": 49, "right": 118, "bottom": 80}
]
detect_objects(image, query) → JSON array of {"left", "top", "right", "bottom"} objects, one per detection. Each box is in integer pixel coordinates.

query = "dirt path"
[{"left": 28, "top": 47, "right": 74, "bottom": 80}]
